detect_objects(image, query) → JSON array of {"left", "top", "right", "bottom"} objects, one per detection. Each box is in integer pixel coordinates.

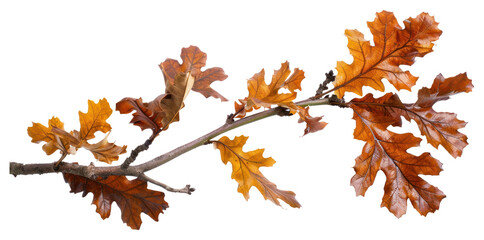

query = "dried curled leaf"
[
  {"left": 28, "top": 99, "right": 126, "bottom": 164},
  {"left": 333, "top": 11, "right": 442, "bottom": 98},
  {"left": 63, "top": 172, "right": 168, "bottom": 230},
  {"left": 296, "top": 106, "right": 327, "bottom": 136},
  {"left": 81, "top": 133, "right": 128, "bottom": 164},
  {"left": 347, "top": 73, "right": 472, "bottom": 217},
  {"left": 117, "top": 46, "right": 227, "bottom": 133},
  {"left": 27, "top": 117, "right": 71, "bottom": 155},
  {"left": 213, "top": 135, "right": 301, "bottom": 208}
]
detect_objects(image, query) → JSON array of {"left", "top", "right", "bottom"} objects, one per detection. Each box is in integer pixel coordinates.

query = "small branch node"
[{"left": 315, "top": 70, "right": 336, "bottom": 98}]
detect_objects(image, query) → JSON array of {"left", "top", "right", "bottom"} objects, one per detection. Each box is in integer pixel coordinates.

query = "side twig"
[{"left": 138, "top": 173, "right": 195, "bottom": 195}]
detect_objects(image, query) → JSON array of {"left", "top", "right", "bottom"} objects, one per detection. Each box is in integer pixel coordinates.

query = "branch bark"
[{"left": 9, "top": 97, "right": 331, "bottom": 179}]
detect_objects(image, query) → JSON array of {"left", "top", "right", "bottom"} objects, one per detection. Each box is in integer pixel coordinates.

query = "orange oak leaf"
[
  {"left": 296, "top": 106, "right": 327, "bottom": 136},
  {"left": 28, "top": 99, "right": 126, "bottom": 164},
  {"left": 213, "top": 135, "right": 301, "bottom": 208},
  {"left": 333, "top": 11, "right": 442, "bottom": 98},
  {"left": 235, "top": 61, "right": 304, "bottom": 118},
  {"left": 27, "top": 117, "right": 71, "bottom": 155},
  {"left": 79, "top": 98, "right": 112, "bottom": 141},
  {"left": 63, "top": 172, "right": 168, "bottom": 230},
  {"left": 349, "top": 98, "right": 445, "bottom": 217},
  {"left": 117, "top": 46, "right": 226, "bottom": 133}
]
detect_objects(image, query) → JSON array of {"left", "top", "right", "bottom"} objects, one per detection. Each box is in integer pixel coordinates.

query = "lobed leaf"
[
  {"left": 28, "top": 99, "right": 126, "bottom": 164},
  {"left": 213, "top": 135, "right": 301, "bottom": 208},
  {"left": 27, "top": 117, "right": 71, "bottom": 155},
  {"left": 117, "top": 46, "right": 227, "bottom": 133},
  {"left": 63, "top": 172, "right": 168, "bottom": 230},
  {"left": 333, "top": 11, "right": 442, "bottom": 98},
  {"left": 235, "top": 61, "right": 302, "bottom": 118},
  {"left": 347, "top": 73, "right": 472, "bottom": 216}
]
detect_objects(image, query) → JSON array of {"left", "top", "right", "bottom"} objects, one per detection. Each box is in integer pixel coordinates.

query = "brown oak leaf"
[
  {"left": 349, "top": 98, "right": 445, "bottom": 217},
  {"left": 346, "top": 72, "right": 472, "bottom": 217},
  {"left": 63, "top": 172, "right": 168, "bottom": 230},
  {"left": 333, "top": 11, "right": 442, "bottom": 98},
  {"left": 349, "top": 73, "right": 473, "bottom": 158},
  {"left": 296, "top": 106, "right": 327, "bottom": 136},
  {"left": 117, "top": 46, "right": 227, "bottom": 133},
  {"left": 213, "top": 135, "right": 301, "bottom": 208}
]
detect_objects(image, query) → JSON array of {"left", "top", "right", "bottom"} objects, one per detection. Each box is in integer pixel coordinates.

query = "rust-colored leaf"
[
  {"left": 349, "top": 73, "right": 473, "bottom": 158},
  {"left": 63, "top": 172, "right": 168, "bottom": 230},
  {"left": 333, "top": 11, "right": 442, "bottom": 98},
  {"left": 346, "top": 72, "right": 473, "bottom": 217},
  {"left": 27, "top": 117, "right": 71, "bottom": 155},
  {"left": 191, "top": 67, "right": 228, "bottom": 101},
  {"left": 349, "top": 98, "right": 445, "bottom": 217},
  {"left": 235, "top": 61, "right": 304, "bottom": 118},
  {"left": 115, "top": 96, "right": 164, "bottom": 133},
  {"left": 296, "top": 106, "right": 327, "bottom": 135},
  {"left": 118, "top": 46, "right": 227, "bottom": 133},
  {"left": 213, "top": 135, "right": 301, "bottom": 208},
  {"left": 415, "top": 73, "right": 473, "bottom": 108},
  {"left": 408, "top": 73, "right": 473, "bottom": 157}
]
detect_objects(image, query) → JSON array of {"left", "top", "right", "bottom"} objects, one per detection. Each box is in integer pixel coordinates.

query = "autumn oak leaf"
[
  {"left": 333, "top": 11, "right": 442, "bottom": 98},
  {"left": 213, "top": 135, "right": 301, "bottom": 208},
  {"left": 117, "top": 46, "right": 227, "bottom": 133},
  {"left": 346, "top": 73, "right": 472, "bottom": 217},
  {"left": 63, "top": 172, "right": 168, "bottom": 230},
  {"left": 27, "top": 117, "right": 72, "bottom": 155},
  {"left": 79, "top": 98, "right": 112, "bottom": 141},
  {"left": 28, "top": 98, "right": 126, "bottom": 164},
  {"left": 235, "top": 61, "right": 304, "bottom": 118},
  {"left": 296, "top": 106, "right": 327, "bottom": 136},
  {"left": 349, "top": 98, "right": 445, "bottom": 217}
]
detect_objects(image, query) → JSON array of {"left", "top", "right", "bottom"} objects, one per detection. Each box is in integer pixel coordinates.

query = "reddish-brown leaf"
[
  {"left": 349, "top": 99, "right": 445, "bottom": 217},
  {"left": 235, "top": 61, "right": 304, "bottom": 118},
  {"left": 63, "top": 172, "right": 168, "bottom": 230},
  {"left": 347, "top": 72, "right": 473, "bottom": 217},
  {"left": 117, "top": 46, "right": 227, "bottom": 133},
  {"left": 408, "top": 73, "right": 473, "bottom": 157},
  {"left": 116, "top": 96, "right": 164, "bottom": 133},
  {"left": 333, "top": 11, "right": 442, "bottom": 98},
  {"left": 213, "top": 135, "right": 301, "bottom": 208},
  {"left": 415, "top": 73, "right": 473, "bottom": 108},
  {"left": 349, "top": 73, "right": 473, "bottom": 158},
  {"left": 160, "top": 46, "right": 227, "bottom": 101},
  {"left": 296, "top": 106, "right": 327, "bottom": 136}
]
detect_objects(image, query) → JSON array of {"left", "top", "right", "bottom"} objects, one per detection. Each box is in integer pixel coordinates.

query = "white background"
[{"left": 1, "top": 0, "right": 482, "bottom": 239}]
